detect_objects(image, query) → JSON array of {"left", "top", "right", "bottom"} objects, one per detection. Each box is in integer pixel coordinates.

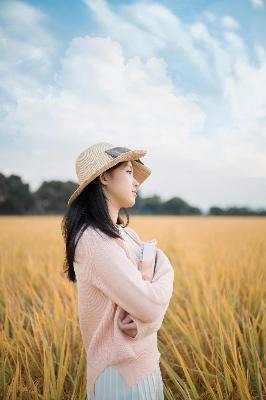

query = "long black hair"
[{"left": 61, "top": 161, "right": 130, "bottom": 282}]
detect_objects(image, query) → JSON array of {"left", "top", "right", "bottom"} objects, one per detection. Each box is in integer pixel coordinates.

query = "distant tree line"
[{"left": 0, "top": 172, "right": 265, "bottom": 216}]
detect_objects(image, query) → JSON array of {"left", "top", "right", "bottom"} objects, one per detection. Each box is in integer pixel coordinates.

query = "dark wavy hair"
[{"left": 61, "top": 161, "right": 130, "bottom": 282}]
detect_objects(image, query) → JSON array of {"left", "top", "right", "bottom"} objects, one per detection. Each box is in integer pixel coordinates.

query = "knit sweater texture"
[{"left": 73, "top": 224, "right": 174, "bottom": 397}]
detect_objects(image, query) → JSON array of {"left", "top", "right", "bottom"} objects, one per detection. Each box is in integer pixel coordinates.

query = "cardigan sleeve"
[
  {"left": 86, "top": 229, "right": 174, "bottom": 323},
  {"left": 125, "top": 247, "right": 174, "bottom": 340},
  {"left": 131, "top": 300, "right": 170, "bottom": 340},
  {"left": 117, "top": 226, "right": 170, "bottom": 339}
]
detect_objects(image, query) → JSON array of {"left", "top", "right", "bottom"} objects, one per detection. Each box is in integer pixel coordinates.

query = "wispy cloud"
[
  {"left": 0, "top": 0, "right": 58, "bottom": 116},
  {"left": 221, "top": 16, "right": 240, "bottom": 30},
  {"left": 250, "top": 0, "right": 264, "bottom": 9}
]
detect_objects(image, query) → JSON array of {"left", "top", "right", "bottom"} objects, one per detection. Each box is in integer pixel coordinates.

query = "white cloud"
[
  {"left": 83, "top": 0, "right": 251, "bottom": 89},
  {"left": 221, "top": 16, "right": 240, "bottom": 30},
  {"left": 202, "top": 11, "right": 217, "bottom": 23},
  {"left": 83, "top": 0, "right": 214, "bottom": 83},
  {"left": 250, "top": 0, "right": 264, "bottom": 8},
  {"left": 1, "top": 36, "right": 205, "bottom": 146},
  {"left": 222, "top": 31, "right": 244, "bottom": 48},
  {"left": 0, "top": 0, "right": 58, "bottom": 115},
  {"left": 224, "top": 46, "right": 266, "bottom": 128},
  {"left": 0, "top": 0, "right": 47, "bottom": 26},
  {"left": 189, "top": 21, "right": 248, "bottom": 84}
]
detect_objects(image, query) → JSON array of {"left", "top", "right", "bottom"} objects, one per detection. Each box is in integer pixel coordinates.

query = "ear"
[{"left": 99, "top": 170, "right": 109, "bottom": 186}]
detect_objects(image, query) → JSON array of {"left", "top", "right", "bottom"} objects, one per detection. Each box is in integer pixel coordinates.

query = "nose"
[{"left": 133, "top": 179, "right": 139, "bottom": 189}]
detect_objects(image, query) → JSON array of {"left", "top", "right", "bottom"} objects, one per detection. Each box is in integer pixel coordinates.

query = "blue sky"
[{"left": 0, "top": 0, "right": 266, "bottom": 211}]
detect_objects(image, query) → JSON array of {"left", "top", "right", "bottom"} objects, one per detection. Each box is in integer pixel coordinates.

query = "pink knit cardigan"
[{"left": 74, "top": 224, "right": 174, "bottom": 397}]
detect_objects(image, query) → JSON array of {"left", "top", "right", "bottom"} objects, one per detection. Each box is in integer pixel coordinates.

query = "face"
[{"left": 99, "top": 161, "right": 139, "bottom": 209}]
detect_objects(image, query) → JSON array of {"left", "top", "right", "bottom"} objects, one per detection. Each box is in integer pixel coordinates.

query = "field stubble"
[{"left": 0, "top": 215, "right": 265, "bottom": 400}]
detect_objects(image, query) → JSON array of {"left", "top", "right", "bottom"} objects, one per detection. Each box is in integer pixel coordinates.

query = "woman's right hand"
[{"left": 139, "top": 256, "right": 156, "bottom": 281}]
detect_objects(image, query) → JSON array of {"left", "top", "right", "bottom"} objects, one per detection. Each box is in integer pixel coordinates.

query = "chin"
[{"left": 122, "top": 198, "right": 135, "bottom": 208}]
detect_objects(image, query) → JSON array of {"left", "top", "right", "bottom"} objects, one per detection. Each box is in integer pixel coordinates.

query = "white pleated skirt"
[{"left": 86, "top": 364, "right": 164, "bottom": 400}]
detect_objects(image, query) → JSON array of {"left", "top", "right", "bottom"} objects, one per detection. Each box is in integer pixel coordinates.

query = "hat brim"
[{"left": 67, "top": 149, "right": 151, "bottom": 207}]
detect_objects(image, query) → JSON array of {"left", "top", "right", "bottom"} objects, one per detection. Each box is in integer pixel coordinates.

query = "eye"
[{"left": 127, "top": 170, "right": 133, "bottom": 174}]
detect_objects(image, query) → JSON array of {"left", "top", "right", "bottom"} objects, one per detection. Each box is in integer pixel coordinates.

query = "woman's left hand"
[{"left": 118, "top": 314, "right": 138, "bottom": 338}]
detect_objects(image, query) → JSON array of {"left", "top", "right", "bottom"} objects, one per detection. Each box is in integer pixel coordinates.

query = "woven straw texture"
[{"left": 68, "top": 142, "right": 151, "bottom": 206}]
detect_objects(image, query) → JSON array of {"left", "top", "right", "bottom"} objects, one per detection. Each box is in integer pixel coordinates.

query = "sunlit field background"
[{"left": 0, "top": 215, "right": 265, "bottom": 400}]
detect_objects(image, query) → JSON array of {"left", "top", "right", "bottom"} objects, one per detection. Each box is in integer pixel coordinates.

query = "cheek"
[
  {"left": 111, "top": 175, "right": 131, "bottom": 197},
  {"left": 120, "top": 174, "right": 132, "bottom": 191},
  {"left": 121, "top": 175, "right": 134, "bottom": 198}
]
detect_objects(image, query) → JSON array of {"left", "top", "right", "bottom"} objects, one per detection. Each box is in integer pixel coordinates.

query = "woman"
[{"left": 62, "top": 142, "right": 174, "bottom": 399}]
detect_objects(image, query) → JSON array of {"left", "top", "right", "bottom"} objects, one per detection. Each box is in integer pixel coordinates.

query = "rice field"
[{"left": 0, "top": 215, "right": 265, "bottom": 400}]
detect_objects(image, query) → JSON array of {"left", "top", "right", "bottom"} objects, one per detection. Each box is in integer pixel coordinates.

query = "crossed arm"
[
  {"left": 117, "top": 228, "right": 174, "bottom": 340},
  {"left": 80, "top": 226, "right": 174, "bottom": 341}
]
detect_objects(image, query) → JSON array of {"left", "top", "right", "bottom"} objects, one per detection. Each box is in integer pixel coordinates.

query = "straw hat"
[{"left": 67, "top": 142, "right": 151, "bottom": 207}]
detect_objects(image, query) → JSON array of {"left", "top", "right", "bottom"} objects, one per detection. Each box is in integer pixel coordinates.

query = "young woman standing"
[{"left": 62, "top": 142, "right": 174, "bottom": 399}]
